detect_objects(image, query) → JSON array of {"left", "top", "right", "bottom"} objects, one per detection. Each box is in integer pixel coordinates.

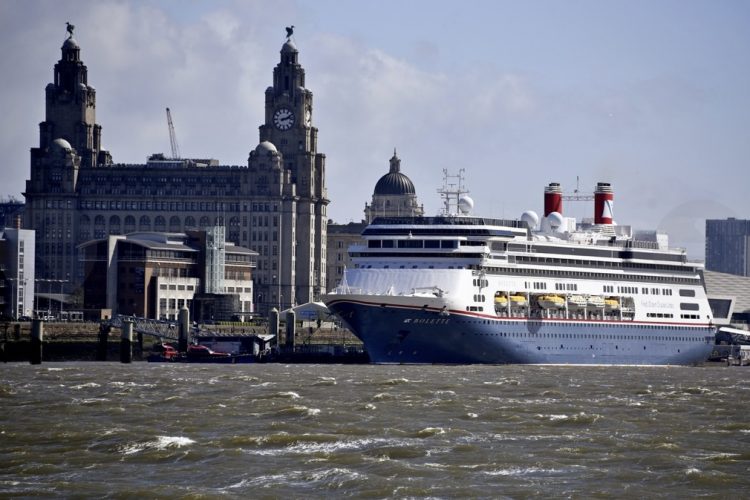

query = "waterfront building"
[
  {"left": 704, "top": 270, "right": 750, "bottom": 330},
  {"left": 0, "top": 228, "right": 35, "bottom": 319},
  {"left": 327, "top": 151, "right": 423, "bottom": 289},
  {"left": 705, "top": 218, "right": 750, "bottom": 277},
  {"left": 78, "top": 228, "right": 257, "bottom": 321},
  {"left": 23, "top": 28, "right": 327, "bottom": 315}
]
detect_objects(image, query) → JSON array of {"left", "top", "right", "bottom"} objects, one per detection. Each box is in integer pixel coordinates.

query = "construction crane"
[{"left": 166, "top": 107, "right": 181, "bottom": 159}]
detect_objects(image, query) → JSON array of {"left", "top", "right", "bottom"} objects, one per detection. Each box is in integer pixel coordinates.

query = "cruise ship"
[{"left": 323, "top": 174, "right": 716, "bottom": 365}]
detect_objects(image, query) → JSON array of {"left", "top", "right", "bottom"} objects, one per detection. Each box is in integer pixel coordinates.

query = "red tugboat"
[{"left": 185, "top": 344, "right": 234, "bottom": 363}]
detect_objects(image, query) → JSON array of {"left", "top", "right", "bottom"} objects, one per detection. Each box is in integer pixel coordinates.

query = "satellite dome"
[
  {"left": 547, "top": 211, "right": 564, "bottom": 231},
  {"left": 255, "top": 141, "right": 277, "bottom": 155},
  {"left": 458, "top": 195, "right": 474, "bottom": 214},
  {"left": 521, "top": 210, "right": 539, "bottom": 230}
]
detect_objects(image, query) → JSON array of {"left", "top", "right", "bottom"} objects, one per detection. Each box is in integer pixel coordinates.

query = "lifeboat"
[
  {"left": 587, "top": 295, "right": 605, "bottom": 309},
  {"left": 604, "top": 297, "right": 620, "bottom": 311},
  {"left": 567, "top": 295, "right": 587, "bottom": 310},
  {"left": 538, "top": 295, "right": 565, "bottom": 309},
  {"left": 509, "top": 294, "right": 528, "bottom": 308},
  {"left": 494, "top": 292, "right": 508, "bottom": 307}
]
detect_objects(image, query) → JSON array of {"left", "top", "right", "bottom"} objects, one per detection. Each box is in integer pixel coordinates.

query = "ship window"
[
  {"left": 368, "top": 240, "right": 382, "bottom": 248},
  {"left": 679, "top": 289, "right": 695, "bottom": 297},
  {"left": 680, "top": 303, "right": 699, "bottom": 311},
  {"left": 382, "top": 240, "right": 394, "bottom": 248}
]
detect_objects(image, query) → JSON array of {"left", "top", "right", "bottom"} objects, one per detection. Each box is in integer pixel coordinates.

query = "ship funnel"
[
  {"left": 594, "top": 182, "right": 614, "bottom": 224},
  {"left": 544, "top": 182, "right": 563, "bottom": 216}
]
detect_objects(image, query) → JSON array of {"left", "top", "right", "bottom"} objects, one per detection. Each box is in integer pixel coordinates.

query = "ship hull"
[{"left": 325, "top": 295, "right": 715, "bottom": 365}]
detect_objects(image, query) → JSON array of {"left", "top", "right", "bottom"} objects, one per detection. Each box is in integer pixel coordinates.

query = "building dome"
[
  {"left": 281, "top": 40, "right": 298, "bottom": 53},
  {"left": 51, "top": 138, "right": 73, "bottom": 152},
  {"left": 62, "top": 37, "right": 79, "bottom": 50},
  {"left": 255, "top": 141, "right": 277, "bottom": 155},
  {"left": 373, "top": 149, "right": 416, "bottom": 195}
]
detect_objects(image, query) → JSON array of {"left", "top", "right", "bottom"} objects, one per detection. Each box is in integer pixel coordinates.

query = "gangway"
[{"left": 106, "top": 315, "right": 195, "bottom": 341}]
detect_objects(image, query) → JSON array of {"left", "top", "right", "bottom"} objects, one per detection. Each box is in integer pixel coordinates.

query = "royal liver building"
[{"left": 24, "top": 27, "right": 328, "bottom": 313}]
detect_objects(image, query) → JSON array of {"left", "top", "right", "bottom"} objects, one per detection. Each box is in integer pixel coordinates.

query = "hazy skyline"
[{"left": 1, "top": 0, "right": 748, "bottom": 258}]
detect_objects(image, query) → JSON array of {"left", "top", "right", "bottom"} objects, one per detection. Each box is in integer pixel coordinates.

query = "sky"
[{"left": 1, "top": 0, "right": 748, "bottom": 259}]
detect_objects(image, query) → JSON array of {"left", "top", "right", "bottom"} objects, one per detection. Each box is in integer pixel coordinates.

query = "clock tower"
[{"left": 250, "top": 31, "right": 328, "bottom": 308}]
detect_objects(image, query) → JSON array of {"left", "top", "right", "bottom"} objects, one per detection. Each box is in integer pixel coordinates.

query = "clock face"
[{"left": 273, "top": 108, "right": 295, "bottom": 130}]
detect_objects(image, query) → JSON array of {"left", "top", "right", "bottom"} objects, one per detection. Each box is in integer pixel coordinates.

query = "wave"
[{"left": 119, "top": 435, "right": 195, "bottom": 455}]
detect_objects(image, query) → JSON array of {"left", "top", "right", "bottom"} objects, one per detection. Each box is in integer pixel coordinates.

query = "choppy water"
[{"left": 1, "top": 363, "right": 749, "bottom": 498}]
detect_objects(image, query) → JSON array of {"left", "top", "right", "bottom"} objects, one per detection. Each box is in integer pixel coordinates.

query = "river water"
[{"left": 1, "top": 362, "right": 749, "bottom": 498}]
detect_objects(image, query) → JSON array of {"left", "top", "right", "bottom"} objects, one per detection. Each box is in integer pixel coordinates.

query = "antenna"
[
  {"left": 166, "top": 107, "right": 181, "bottom": 159},
  {"left": 437, "top": 168, "right": 469, "bottom": 216}
]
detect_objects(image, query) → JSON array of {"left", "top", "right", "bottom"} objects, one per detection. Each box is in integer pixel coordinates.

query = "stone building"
[
  {"left": 364, "top": 150, "right": 424, "bottom": 222},
  {"left": 23, "top": 28, "right": 327, "bottom": 315},
  {"left": 327, "top": 151, "right": 423, "bottom": 289}
]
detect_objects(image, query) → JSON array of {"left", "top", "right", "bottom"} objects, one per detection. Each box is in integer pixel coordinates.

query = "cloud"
[{"left": 1, "top": 0, "right": 747, "bottom": 261}]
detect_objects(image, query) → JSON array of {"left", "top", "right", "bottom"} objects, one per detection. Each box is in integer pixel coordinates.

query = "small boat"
[
  {"left": 186, "top": 344, "right": 234, "bottom": 363},
  {"left": 146, "top": 343, "right": 179, "bottom": 362},
  {"left": 538, "top": 295, "right": 565, "bottom": 309},
  {"left": 494, "top": 292, "right": 508, "bottom": 306},
  {"left": 509, "top": 294, "right": 528, "bottom": 308},
  {"left": 587, "top": 295, "right": 605, "bottom": 309},
  {"left": 604, "top": 297, "right": 620, "bottom": 311},
  {"left": 567, "top": 295, "right": 588, "bottom": 310}
]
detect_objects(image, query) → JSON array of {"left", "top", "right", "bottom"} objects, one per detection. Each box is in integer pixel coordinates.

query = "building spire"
[{"left": 389, "top": 148, "right": 400, "bottom": 173}]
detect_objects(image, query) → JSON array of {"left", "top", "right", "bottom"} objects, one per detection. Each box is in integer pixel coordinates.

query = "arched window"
[
  {"left": 185, "top": 216, "right": 196, "bottom": 229},
  {"left": 124, "top": 215, "right": 136, "bottom": 233},
  {"left": 109, "top": 215, "right": 121, "bottom": 235},
  {"left": 94, "top": 215, "right": 106, "bottom": 239},
  {"left": 215, "top": 216, "right": 224, "bottom": 226},
  {"left": 139, "top": 215, "right": 151, "bottom": 231},
  {"left": 154, "top": 216, "right": 166, "bottom": 232},
  {"left": 199, "top": 216, "right": 210, "bottom": 228},
  {"left": 79, "top": 215, "right": 91, "bottom": 240},
  {"left": 169, "top": 216, "right": 181, "bottom": 232}
]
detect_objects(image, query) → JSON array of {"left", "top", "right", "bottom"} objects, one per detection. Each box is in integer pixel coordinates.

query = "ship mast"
[{"left": 437, "top": 168, "right": 469, "bottom": 216}]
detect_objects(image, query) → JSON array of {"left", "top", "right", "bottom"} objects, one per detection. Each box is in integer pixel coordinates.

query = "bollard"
[
  {"left": 285, "top": 310, "right": 296, "bottom": 349},
  {"left": 30, "top": 319, "right": 43, "bottom": 365},
  {"left": 120, "top": 321, "right": 133, "bottom": 363},
  {"left": 178, "top": 307, "right": 190, "bottom": 353},
  {"left": 269, "top": 308, "right": 279, "bottom": 347},
  {"left": 97, "top": 323, "right": 111, "bottom": 361}
]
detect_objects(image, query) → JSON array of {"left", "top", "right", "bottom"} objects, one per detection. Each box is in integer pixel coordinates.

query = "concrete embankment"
[{"left": 0, "top": 321, "right": 362, "bottom": 363}]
